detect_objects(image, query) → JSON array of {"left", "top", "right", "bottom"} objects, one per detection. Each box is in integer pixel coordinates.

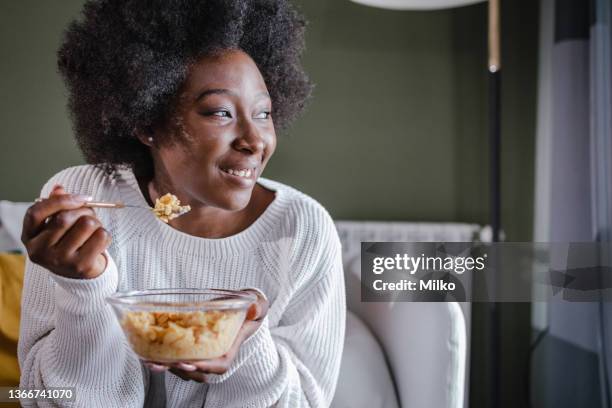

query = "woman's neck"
[{"left": 137, "top": 173, "right": 275, "bottom": 239}]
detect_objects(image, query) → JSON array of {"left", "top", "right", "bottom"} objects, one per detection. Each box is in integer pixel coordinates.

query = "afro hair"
[{"left": 57, "top": 0, "right": 312, "bottom": 178}]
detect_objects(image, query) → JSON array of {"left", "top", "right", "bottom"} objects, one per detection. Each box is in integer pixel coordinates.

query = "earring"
[{"left": 147, "top": 136, "right": 154, "bottom": 143}]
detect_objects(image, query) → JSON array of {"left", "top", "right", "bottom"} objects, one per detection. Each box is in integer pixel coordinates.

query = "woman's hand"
[
  {"left": 145, "top": 289, "right": 269, "bottom": 382},
  {"left": 21, "top": 184, "right": 111, "bottom": 279}
]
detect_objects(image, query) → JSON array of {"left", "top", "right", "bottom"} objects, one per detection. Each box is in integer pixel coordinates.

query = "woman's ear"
[{"left": 135, "top": 127, "right": 155, "bottom": 147}]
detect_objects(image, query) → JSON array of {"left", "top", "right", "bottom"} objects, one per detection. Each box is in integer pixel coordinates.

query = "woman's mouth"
[
  {"left": 221, "top": 168, "right": 254, "bottom": 178},
  {"left": 219, "top": 167, "right": 257, "bottom": 188}
]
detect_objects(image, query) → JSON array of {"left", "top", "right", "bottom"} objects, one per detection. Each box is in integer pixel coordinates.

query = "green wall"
[
  {"left": 0, "top": 1, "right": 85, "bottom": 200},
  {"left": 0, "top": 0, "right": 536, "bottom": 243},
  {"left": 271, "top": 2, "right": 460, "bottom": 223}
]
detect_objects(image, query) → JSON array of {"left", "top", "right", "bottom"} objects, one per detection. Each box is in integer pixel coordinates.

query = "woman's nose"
[{"left": 233, "top": 119, "right": 265, "bottom": 154}]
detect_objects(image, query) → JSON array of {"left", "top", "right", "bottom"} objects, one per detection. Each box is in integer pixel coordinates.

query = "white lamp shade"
[{"left": 350, "top": 0, "right": 486, "bottom": 10}]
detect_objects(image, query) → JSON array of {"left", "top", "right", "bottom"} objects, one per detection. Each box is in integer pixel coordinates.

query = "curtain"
[{"left": 533, "top": 0, "right": 612, "bottom": 407}]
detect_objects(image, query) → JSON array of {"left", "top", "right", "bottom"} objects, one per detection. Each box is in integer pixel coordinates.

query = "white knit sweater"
[{"left": 18, "top": 165, "right": 346, "bottom": 408}]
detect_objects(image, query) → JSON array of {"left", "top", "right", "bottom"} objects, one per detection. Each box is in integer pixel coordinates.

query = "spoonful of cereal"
[
  {"left": 35, "top": 193, "right": 191, "bottom": 223},
  {"left": 151, "top": 193, "right": 191, "bottom": 223}
]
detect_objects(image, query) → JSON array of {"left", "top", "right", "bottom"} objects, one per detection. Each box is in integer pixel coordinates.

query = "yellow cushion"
[{"left": 0, "top": 253, "right": 25, "bottom": 387}]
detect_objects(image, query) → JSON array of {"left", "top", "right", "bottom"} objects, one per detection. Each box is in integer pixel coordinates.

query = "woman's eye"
[
  {"left": 254, "top": 111, "right": 271, "bottom": 119},
  {"left": 201, "top": 110, "right": 232, "bottom": 118},
  {"left": 211, "top": 110, "right": 231, "bottom": 118}
]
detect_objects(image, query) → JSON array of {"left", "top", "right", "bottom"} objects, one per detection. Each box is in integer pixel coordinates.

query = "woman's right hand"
[{"left": 21, "top": 184, "right": 111, "bottom": 280}]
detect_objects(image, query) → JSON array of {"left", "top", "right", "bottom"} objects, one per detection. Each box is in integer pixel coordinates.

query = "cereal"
[
  {"left": 122, "top": 310, "right": 245, "bottom": 361},
  {"left": 152, "top": 193, "right": 191, "bottom": 223}
]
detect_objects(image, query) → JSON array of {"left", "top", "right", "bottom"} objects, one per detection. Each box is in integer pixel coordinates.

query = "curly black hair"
[{"left": 58, "top": 0, "right": 312, "bottom": 178}]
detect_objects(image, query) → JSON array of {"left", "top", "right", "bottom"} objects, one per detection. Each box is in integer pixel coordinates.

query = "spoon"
[{"left": 35, "top": 198, "right": 149, "bottom": 210}]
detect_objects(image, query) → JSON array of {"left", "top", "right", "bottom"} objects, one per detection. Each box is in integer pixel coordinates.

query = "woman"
[{"left": 18, "top": 1, "right": 346, "bottom": 407}]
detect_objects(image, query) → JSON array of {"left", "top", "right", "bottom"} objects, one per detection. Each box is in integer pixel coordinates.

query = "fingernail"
[
  {"left": 72, "top": 194, "right": 93, "bottom": 202},
  {"left": 178, "top": 363, "right": 197, "bottom": 371},
  {"left": 147, "top": 364, "right": 168, "bottom": 372}
]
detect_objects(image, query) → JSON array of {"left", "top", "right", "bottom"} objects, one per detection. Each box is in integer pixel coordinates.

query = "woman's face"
[{"left": 149, "top": 49, "right": 276, "bottom": 211}]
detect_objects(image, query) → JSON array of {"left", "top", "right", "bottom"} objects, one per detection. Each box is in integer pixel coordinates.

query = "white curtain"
[{"left": 533, "top": 0, "right": 612, "bottom": 406}]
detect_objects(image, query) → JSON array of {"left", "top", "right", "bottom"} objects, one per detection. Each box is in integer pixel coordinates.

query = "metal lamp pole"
[{"left": 488, "top": 0, "right": 501, "bottom": 407}]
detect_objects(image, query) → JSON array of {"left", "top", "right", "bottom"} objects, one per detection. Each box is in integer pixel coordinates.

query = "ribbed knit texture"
[{"left": 18, "top": 165, "right": 346, "bottom": 408}]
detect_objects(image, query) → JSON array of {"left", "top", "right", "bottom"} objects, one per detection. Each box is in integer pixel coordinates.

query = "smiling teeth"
[{"left": 225, "top": 168, "right": 253, "bottom": 178}]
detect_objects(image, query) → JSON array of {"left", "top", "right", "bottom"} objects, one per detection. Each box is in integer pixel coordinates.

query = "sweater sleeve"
[
  {"left": 203, "top": 212, "right": 346, "bottom": 408},
  {"left": 17, "top": 167, "right": 147, "bottom": 407}
]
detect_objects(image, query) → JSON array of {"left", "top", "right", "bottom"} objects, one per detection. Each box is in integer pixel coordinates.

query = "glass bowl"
[{"left": 106, "top": 288, "right": 256, "bottom": 363}]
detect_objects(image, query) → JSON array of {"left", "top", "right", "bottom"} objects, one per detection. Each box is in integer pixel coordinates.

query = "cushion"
[
  {"left": 331, "top": 311, "right": 399, "bottom": 408},
  {"left": 0, "top": 201, "right": 31, "bottom": 253},
  {"left": 0, "top": 253, "right": 25, "bottom": 386}
]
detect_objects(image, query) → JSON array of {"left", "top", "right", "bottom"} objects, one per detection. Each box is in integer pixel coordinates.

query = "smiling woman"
[
  {"left": 138, "top": 50, "right": 280, "bottom": 237},
  {"left": 17, "top": 1, "right": 346, "bottom": 407}
]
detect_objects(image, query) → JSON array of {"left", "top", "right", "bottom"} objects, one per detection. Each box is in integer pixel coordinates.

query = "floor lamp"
[{"left": 349, "top": 0, "right": 502, "bottom": 407}]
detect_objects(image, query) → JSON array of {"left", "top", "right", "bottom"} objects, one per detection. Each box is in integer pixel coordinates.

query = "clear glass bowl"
[{"left": 106, "top": 289, "right": 256, "bottom": 363}]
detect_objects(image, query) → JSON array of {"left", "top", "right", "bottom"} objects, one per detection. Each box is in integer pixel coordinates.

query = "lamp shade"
[{"left": 350, "top": 0, "right": 486, "bottom": 10}]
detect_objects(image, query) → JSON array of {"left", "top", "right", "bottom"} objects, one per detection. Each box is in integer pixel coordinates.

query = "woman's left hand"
[{"left": 144, "top": 289, "right": 269, "bottom": 382}]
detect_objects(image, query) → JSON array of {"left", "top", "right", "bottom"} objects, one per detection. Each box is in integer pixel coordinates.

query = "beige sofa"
[{"left": 332, "top": 221, "right": 483, "bottom": 408}]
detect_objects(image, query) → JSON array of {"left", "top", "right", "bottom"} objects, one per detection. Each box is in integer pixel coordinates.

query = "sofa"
[
  {"left": 331, "top": 221, "right": 481, "bottom": 408},
  {"left": 0, "top": 201, "right": 479, "bottom": 407}
]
